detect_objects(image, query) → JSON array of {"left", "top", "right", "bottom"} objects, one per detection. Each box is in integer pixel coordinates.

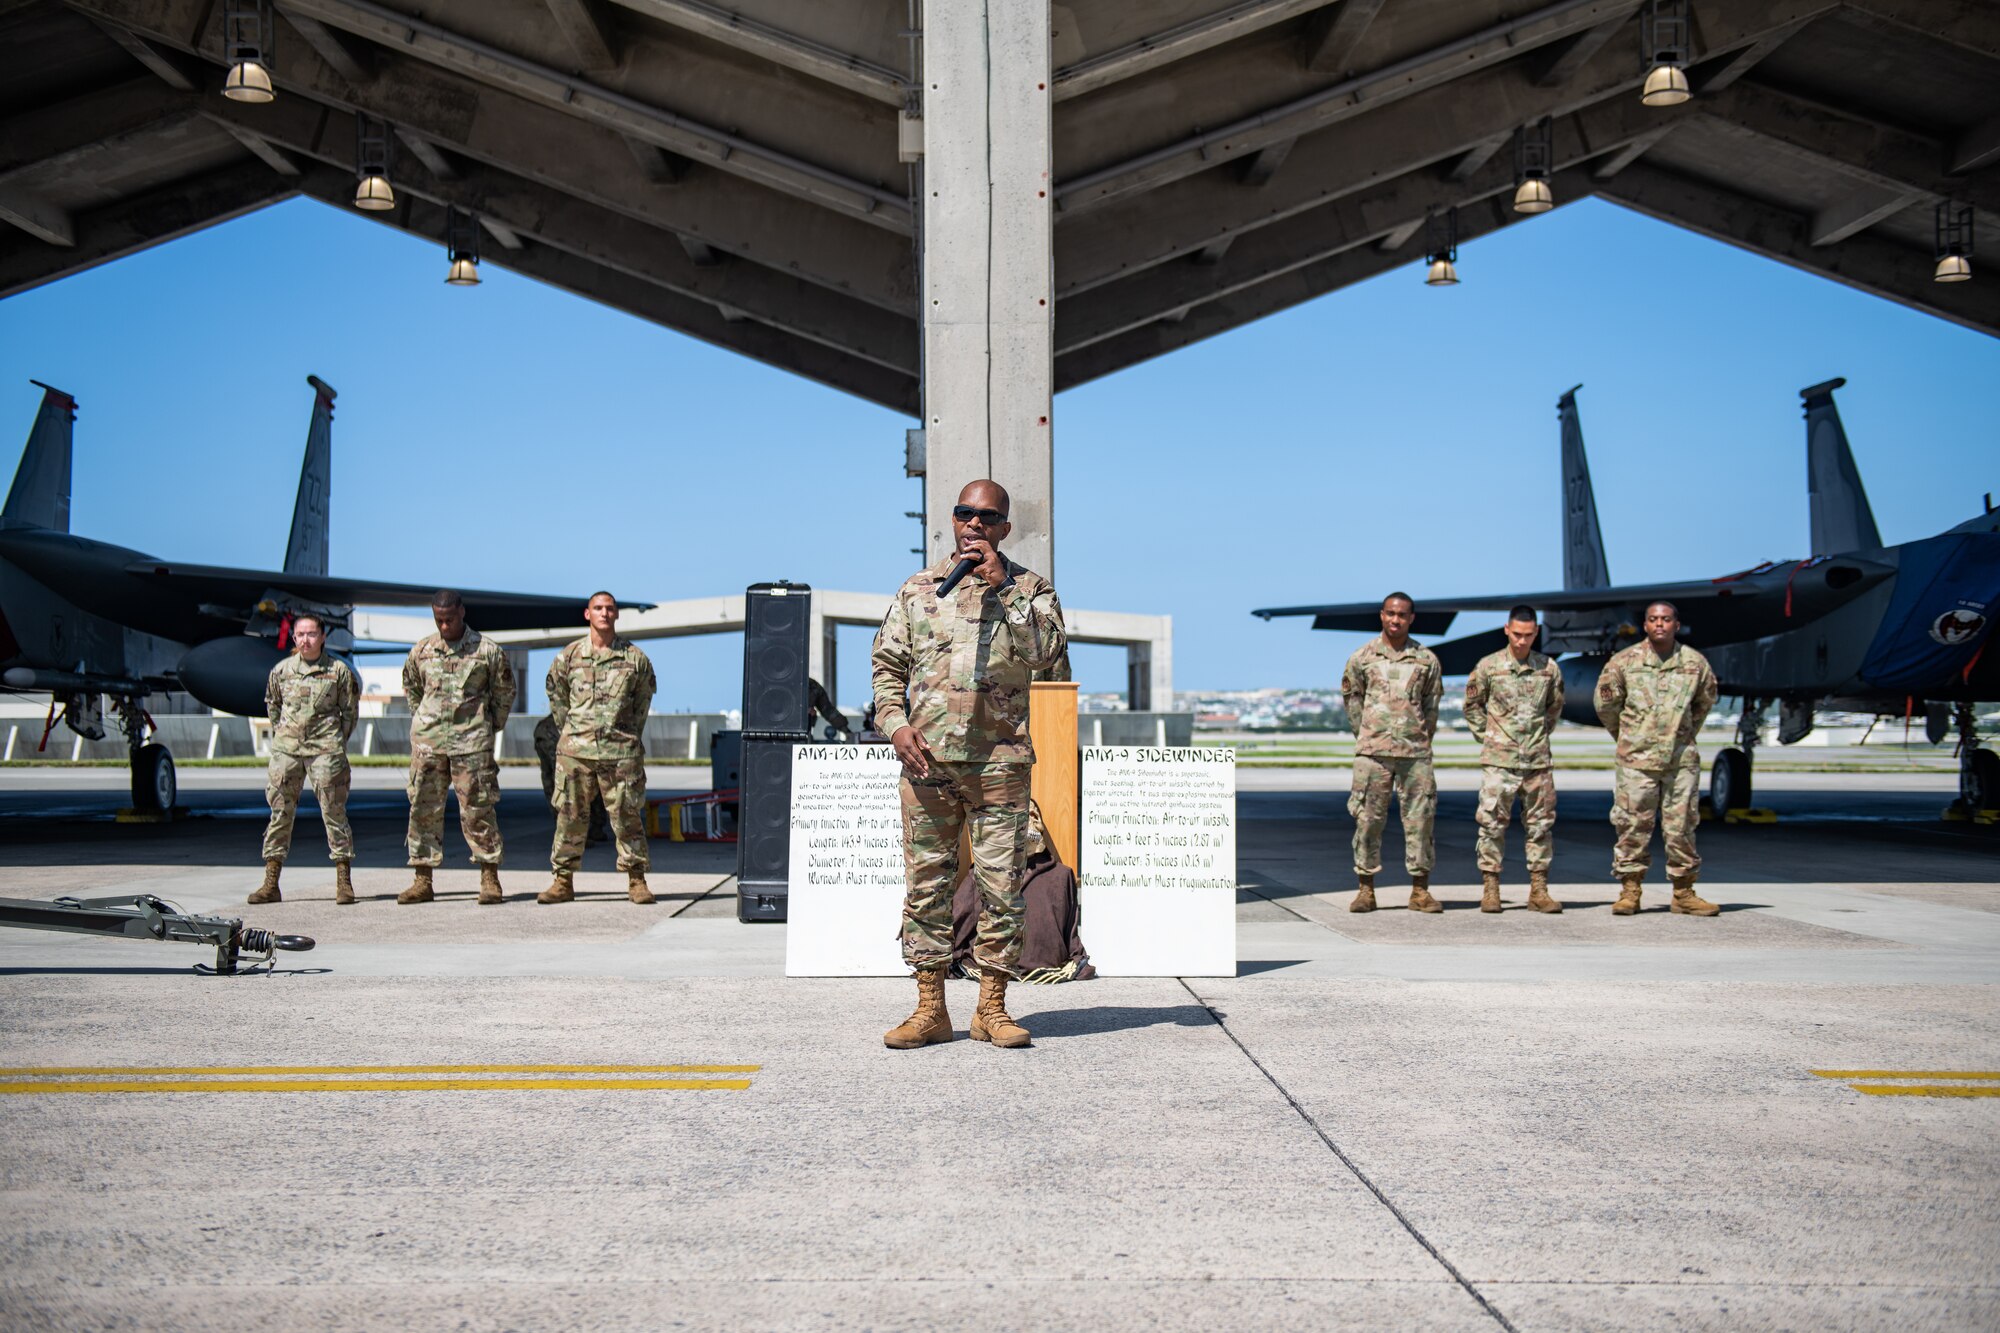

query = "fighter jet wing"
[
  {"left": 120, "top": 559, "right": 650, "bottom": 631},
  {"left": 1253, "top": 560, "right": 1895, "bottom": 649}
]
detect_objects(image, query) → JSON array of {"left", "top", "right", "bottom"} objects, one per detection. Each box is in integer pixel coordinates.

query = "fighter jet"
[
  {"left": 1254, "top": 380, "right": 2000, "bottom": 819},
  {"left": 0, "top": 377, "right": 635, "bottom": 812}
]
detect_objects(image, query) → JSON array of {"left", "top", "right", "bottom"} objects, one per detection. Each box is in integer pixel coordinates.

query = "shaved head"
[{"left": 957, "top": 479, "right": 1010, "bottom": 513}]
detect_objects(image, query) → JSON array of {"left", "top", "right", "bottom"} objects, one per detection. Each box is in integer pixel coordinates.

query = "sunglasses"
[{"left": 952, "top": 505, "right": 1008, "bottom": 524}]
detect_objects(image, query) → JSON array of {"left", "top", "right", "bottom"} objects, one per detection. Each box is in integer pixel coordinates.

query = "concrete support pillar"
[
  {"left": 504, "top": 648, "right": 531, "bottom": 712},
  {"left": 920, "top": 1, "right": 1055, "bottom": 579}
]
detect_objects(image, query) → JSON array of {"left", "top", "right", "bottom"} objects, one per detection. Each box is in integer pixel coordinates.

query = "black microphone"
[{"left": 935, "top": 556, "right": 978, "bottom": 598}]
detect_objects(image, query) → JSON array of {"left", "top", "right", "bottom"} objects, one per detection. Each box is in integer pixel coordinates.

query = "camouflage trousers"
[
  {"left": 1475, "top": 765, "right": 1557, "bottom": 873},
  {"left": 900, "top": 760, "right": 1031, "bottom": 976},
  {"left": 551, "top": 753, "right": 649, "bottom": 872},
  {"left": 1349, "top": 754, "right": 1436, "bottom": 877},
  {"left": 406, "top": 747, "right": 504, "bottom": 867},
  {"left": 262, "top": 751, "right": 353, "bottom": 862},
  {"left": 1611, "top": 751, "right": 1701, "bottom": 880},
  {"left": 539, "top": 745, "right": 609, "bottom": 843}
]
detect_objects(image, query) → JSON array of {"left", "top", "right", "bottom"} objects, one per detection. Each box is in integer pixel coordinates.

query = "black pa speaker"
[
  {"left": 742, "top": 581, "right": 811, "bottom": 735},
  {"left": 735, "top": 735, "right": 795, "bottom": 922}
]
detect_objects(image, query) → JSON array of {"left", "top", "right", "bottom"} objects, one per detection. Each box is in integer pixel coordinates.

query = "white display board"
[
  {"left": 784, "top": 744, "right": 907, "bottom": 977},
  {"left": 1080, "top": 746, "right": 1237, "bottom": 977}
]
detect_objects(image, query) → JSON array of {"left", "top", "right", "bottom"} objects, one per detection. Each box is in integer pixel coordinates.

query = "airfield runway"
[{"left": 0, "top": 766, "right": 1995, "bottom": 1331}]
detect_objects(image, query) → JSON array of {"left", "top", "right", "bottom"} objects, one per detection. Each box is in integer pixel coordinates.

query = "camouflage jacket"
[
  {"left": 264, "top": 652, "right": 358, "bottom": 757},
  {"left": 547, "top": 636, "right": 656, "bottom": 760},
  {"left": 1595, "top": 641, "right": 1718, "bottom": 770},
  {"left": 1341, "top": 636, "right": 1442, "bottom": 758},
  {"left": 402, "top": 627, "right": 517, "bottom": 756},
  {"left": 871, "top": 554, "right": 1070, "bottom": 765},
  {"left": 1464, "top": 649, "right": 1564, "bottom": 769}
]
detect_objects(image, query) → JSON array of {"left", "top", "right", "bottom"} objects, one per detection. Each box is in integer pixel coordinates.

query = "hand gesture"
[{"left": 891, "top": 725, "right": 934, "bottom": 778}]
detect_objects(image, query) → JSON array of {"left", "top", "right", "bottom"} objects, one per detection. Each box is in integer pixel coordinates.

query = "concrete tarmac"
[{"left": 0, "top": 768, "right": 1995, "bottom": 1331}]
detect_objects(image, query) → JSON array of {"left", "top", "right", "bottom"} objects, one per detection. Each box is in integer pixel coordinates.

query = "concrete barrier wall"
[{"left": 3, "top": 714, "right": 731, "bottom": 763}]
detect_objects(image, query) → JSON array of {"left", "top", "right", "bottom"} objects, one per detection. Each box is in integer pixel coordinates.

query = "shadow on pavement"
[{"left": 1024, "top": 1004, "right": 1214, "bottom": 1038}]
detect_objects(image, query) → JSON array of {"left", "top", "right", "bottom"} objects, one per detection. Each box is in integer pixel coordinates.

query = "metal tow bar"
[{"left": 0, "top": 895, "right": 316, "bottom": 975}]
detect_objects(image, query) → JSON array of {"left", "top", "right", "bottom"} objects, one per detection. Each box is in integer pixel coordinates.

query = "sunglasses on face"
[{"left": 952, "top": 505, "right": 1008, "bottom": 524}]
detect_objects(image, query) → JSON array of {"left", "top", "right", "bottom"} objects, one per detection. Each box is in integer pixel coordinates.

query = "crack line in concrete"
[{"left": 1177, "top": 977, "right": 1519, "bottom": 1333}]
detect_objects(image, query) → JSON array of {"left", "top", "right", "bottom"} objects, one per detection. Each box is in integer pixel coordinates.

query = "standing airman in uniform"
[
  {"left": 540, "top": 592, "right": 657, "bottom": 905},
  {"left": 399, "top": 590, "right": 516, "bottom": 906},
  {"left": 534, "top": 714, "right": 608, "bottom": 845},
  {"left": 250, "top": 613, "right": 359, "bottom": 905},
  {"left": 1464, "top": 605, "right": 1565, "bottom": 914},
  {"left": 874, "top": 480, "right": 1069, "bottom": 1050},
  {"left": 1343, "top": 592, "right": 1444, "bottom": 913},
  {"left": 1595, "top": 600, "right": 1722, "bottom": 916}
]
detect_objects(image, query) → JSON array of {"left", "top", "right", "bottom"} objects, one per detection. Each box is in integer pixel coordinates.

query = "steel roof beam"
[
  {"left": 1057, "top": 0, "right": 1335, "bottom": 100},
  {"left": 1598, "top": 161, "right": 2000, "bottom": 337},
  {"left": 0, "top": 77, "right": 194, "bottom": 177},
  {"left": 203, "top": 99, "right": 917, "bottom": 374},
  {"left": 278, "top": 0, "right": 910, "bottom": 231},
  {"left": 305, "top": 184, "right": 917, "bottom": 412},
  {"left": 1054, "top": 188, "right": 1593, "bottom": 390},
  {"left": 209, "top": 119, "right": 304, "bottom": 175},
  {"left": 1837, "top": 0, "right": 2000, "bottom": 62},
  {"left": 1058, "top": 155, "right": 1611, "bottom": 354},
  {"left": 281, "top": 11, "right": 378, "bottom": 83},
  {"left": 544, "top": 0, "right": 619, "bottom": 70},
  {"left": 1952, "top": 113, "right": 2000, "bottom": 175},
  {"left": 1049, "top": 0, "right": 1833, "bottom": 298},
  {"left": 63, "top": 0, "right": 916, "bottom": 313},
  {"left": 1057, "top": 0, "right": 1648, "bottom": 213},
  {"left": 88, "top": 20, "right": 202, "bottom": 89},
  {"left": 1531, "top": 9, "right": 1636, "bottom": 86},
  {"left": 602, "top": 0, "right": 906, "bottom": 105},
  {"left": 0, "top": 159, "right": 294, "bottom": 298},
  {"left": 1298, "top": 0, "right": 1385, "bottom": 75},
  {"left": 0, "top": 184, "right": 74, "bottom": 246}
]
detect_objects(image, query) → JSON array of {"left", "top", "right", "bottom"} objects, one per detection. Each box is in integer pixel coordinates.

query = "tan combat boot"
[
  {"left": 1526, "top": 869, "right": 1562, "bottom": 914},
  {"left": 1408, "top": 876, "right": 1443, "bottom": 914},
  {"left": 1349, "top": 874, "right": 1377, "bottom": 913},
  {"left": 537, "top": 870, "right": 574, "bottom": 905},
  {"left": 970, "top": 970, "right": 1031, "bottom": 1048},
  {"left": 397, "top": 866, "right": 434, "bottom": 905},
  {"left": 1670, "top": 877, "right": 1721, "bottom": 917},
  {"left": 1480, "top": 871, "right": 1503, "bottom": 914},
  {"left": 627, "top": 871, "right": 656, "bottom": 905},
  {"left": 884, "top": 968, "right": 953, "bottom": 1049},
  {"left": 1611, "top": 874, "right": 1643, "bottom": 915},
  {"left": 478, "top": 865, "right": 504, "bottom": 906},
  {"left": 334, "top": 860, "right": 355, "bottom": 906},
  {"left": 247, "top": 858, "right": 282, "bottom": 905}
]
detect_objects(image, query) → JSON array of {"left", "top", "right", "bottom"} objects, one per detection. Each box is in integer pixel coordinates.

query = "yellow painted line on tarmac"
[
  {"left": 0, "top": 1063, "right": 760, "bottom": 1077},
  {"left": 1847, "top": 1085, "right": 2000, "bottom": 1099},
  {"left": 1810, "top": 1070, "right": 2000, "bottom": 1080},
  {"left": 0, "top": 1077, "right": 752, "bottom": 1095}
]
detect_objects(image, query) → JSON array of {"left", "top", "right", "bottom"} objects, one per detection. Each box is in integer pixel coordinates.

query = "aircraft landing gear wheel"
[
  {"left": 1710, "top": 747, "right": 1751, "bottom": 815},
  {"left": 131, "top": 743, "right": 176, "bottom": 812},
  {"left": 1965, "top": 747, "right": 2000, "bottom": 814}
]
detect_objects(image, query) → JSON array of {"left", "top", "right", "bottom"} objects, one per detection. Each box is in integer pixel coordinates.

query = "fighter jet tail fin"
[
  {"left": 1558, "top": 385, "right": 1610, "bottom": 591},
  {"left": 283, "top": 376, "right": 335, "bottom": 577},
  {"left": 1801, "top": 377, "right": 1882, "bottom": 555},
  {"left": 2, "top": 381, "right": 76, "bottom": 533}
]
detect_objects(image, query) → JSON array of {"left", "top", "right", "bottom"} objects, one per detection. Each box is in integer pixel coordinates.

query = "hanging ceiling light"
[
  {"left": 221, "top": 0, "right": 276, "bottom": 104},
  {"left": 1424, "top": 208, "right": 1459, "bottom": 286},
  {"left": 1513, "top": 118, "right": 1555, "bottom": 214},
  {"left": 1935, "top": 200, "right": 1974, "bottom": 283},
  {"left": 1640, "top": 0, "right": 1692, "bottom": 107},
  {"left": 445, "top": 208, "right": 482, "bottom": 286},
  {"left": 353, "top": 116, "right": 395, "bottom": 211}
]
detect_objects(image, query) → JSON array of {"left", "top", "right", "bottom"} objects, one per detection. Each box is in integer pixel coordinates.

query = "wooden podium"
[{"left": 1029, "top": 680, "right": 1080, "bottom": 868}]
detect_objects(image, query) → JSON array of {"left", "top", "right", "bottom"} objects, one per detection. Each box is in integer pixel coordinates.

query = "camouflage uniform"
[
  {"left": 1342, "top": 636, "right": 1443, "bottom": 877},
  {"left": 873, "top": 554, "right": 1069, "bottom": 976},
  {"left": 403, "top": 627, "right": 516, "bottom": 867},
  {"left": 261, "top": 651, "right": 359, "bottom": 862},
  {"left": 1464, "top": 648, "right": 1564, "bottom": 873},
  {"left": 1595, "top": 641, "right": 1719, "bottom": 879},
  {"left": 534, "top": 714, "right": 607, "bottom": 843},
  {"left": 546, "top": 636, "right": 656, "bottom": 873}
]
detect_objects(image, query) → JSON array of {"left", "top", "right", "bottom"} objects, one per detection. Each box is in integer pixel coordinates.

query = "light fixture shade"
[
  {"left": 1935, "top": 253, "right": 1973, "bottom": 283},
  {"left": 354, "top": 174, "right": 396, "bottom": 211},
  {"left": 446, "top": 257, "right": 481, "bottom": 286},
  {"left": 222, "top": 60, "right": 275, "bottom": 103},
  {"left": 1642, "top": 64, "right": 1690, "bottom": 106},
  {"left": 1513, "top": 178, "right": 1554, "bottom": 214},
  {"left": 1425, "top": 258, "right": 1459, "bottom": 286}
]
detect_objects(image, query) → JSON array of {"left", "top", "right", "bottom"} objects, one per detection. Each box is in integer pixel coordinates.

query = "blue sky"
[{"left": 1, "top": 194, "right": 1995, "bottom": 711}]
